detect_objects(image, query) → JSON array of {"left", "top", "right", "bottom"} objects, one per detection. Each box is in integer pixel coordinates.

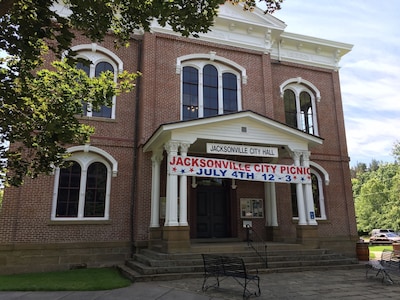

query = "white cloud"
[{"left": 271, "top": 0, "right": 400, "bottom": 166}]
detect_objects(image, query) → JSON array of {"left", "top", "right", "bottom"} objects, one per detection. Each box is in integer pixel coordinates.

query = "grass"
[
  {"left": 0, "top": 267, "right": 131, "bottom": 291},
  {"left": 369, "top": 245, "right": 393, "bottom": 252},
  {"left": 369, "top": 244, "right": 393, "bottom": 259}
]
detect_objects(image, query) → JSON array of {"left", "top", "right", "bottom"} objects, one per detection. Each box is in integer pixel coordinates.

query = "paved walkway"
[{"left": 1, "top": 267, "right": 400, "bottom": 299}]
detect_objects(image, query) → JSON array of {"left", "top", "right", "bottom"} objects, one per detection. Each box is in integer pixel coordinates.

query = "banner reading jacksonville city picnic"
[{"left": 168, "top": 155, "right": 311, "bottom": 184}]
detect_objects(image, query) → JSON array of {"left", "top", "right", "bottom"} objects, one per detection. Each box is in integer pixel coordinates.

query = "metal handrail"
[{"left": 245, "top": 224, "right": 268, "bottom": 268}]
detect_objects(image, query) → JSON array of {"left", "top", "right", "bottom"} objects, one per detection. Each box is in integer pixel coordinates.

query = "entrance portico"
[{"left": 143, "top": 111, "right": 323, "bottom": 253}]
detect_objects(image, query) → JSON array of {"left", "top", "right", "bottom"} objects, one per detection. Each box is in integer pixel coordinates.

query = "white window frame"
[
  {"left": 292, "top": 162, "right": 329, "bottom": 221},
  {"left": 51, "top": 145, "right": 118, "bottom": 221},
  {"left": 70, "top": 44, "right": 124, "bottom": 119},
  {"left": 177, "top": 53, "right": 246, "bottom": 120},
  {"left": 280, "top": 77, "right": 320, "bottom": 136}
]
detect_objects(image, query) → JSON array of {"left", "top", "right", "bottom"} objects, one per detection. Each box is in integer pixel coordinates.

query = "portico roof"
[{"left": 143, "top": 111, "right": 323, "bottom": 155}]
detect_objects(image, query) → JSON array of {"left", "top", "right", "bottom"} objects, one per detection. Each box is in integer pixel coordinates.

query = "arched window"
[
  {"left": 281, "top": 78, "right": 320, "bottom": 135},
  {"left": 56, "top": 162, "right": 81, "bottom": 217},
  {"left": 76, "top": 60, "right": 114, "bottom": 118},
  {"left": 84, "top": 162, "right": 107, "bottom": 217},
  {"left": 52, "top": 147, "right": 117, "bottom": 221},
  {"left": 291, "top": 168, "right": 327, "bottom": 220},
  {"left": 182, "top": 66, "right": 199, "bottom": 120},
  {"left": 223, "top": 73, "right": 238, "bottom": 113},
  {"left": 71, "top": 44, "right": 124, "bottom": 119},
  {"left": 178, "top": 54, "right": 245, "bottom": 121},
  {"left": 203, "top": 64, "right": 219, "bottom": 117},
  {"left": 284, "top": 90, "right": 297, "bottom": 128},
  {"left": 300, "top": 91, "right": 314, "bottom": 134},
  {"left": 310, "top": 169, "right": 327, "bottom": 220}
]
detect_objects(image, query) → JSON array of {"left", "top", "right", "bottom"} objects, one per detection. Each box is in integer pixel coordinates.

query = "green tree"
[
  {"left": 0, "top": 0, "right": 283, "bottom": 186},
  {"left": 393, "top": 140, "right": 400, "bottom": 163},
  {"left": 354, "top": 163, "right": 400, "bottom": 233}
]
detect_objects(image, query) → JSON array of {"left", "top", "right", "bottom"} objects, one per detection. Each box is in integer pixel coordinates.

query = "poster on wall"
[
  {"left": 168, "top": 155, "right": 311, "bottom": 184},
  {"left": 240, "top": 198, "right": 264, "bottom": 218}
]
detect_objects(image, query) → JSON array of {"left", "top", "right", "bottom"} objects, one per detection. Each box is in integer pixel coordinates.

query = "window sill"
[
  {"left": 48, "top": 219, "right": 112, "bottom": 225},
  {"left": 77, "top": 116, "right": 117, "bottom": 123}
]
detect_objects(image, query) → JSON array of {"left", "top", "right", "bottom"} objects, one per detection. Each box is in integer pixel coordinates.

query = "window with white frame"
[
  {"left": 51, "top": 147, "right": 117, "bottom": 221},
  {"left": 280, "top": 78, "right": 320, "bottom": 135},
  {"left": 71, "top": 44, "right": 124, "bottom": 119},
  {"left": 179, "top": 54, "right": 245, "bottom": 121}
]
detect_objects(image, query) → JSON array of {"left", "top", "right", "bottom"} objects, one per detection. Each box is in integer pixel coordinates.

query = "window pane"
[
  {"left": 203, "top": 65, "right": 218, "bottom": 117},
  {"left": 284, "top": 89, "right": 297, "bottom": 128},
  {"left": 95, "top": 62, "right": 114, "bottom": 76},
  {"left": 56, "top": 162, "right": 81, "bottom": 217},
  {"left": 182, "top": 66, "right": 199, "bottom": 120},
  {"left": 223, "top": 73, "right": 238, "bottom": 113},
  {"left": 93, "top": 62, "right": 114, "bottom": 118},
  {"left": 76, "top": 62, "right": 90, "bottom": 75},
  {"left": 291, "top": 183, "right": 298, "bottom": 217},
  {"left": 84, "top": 162, "right": 107, "bottom": 217},
  {"left": 76, "top": 62, "right": 90, "bottom": 115},
  {"left": 312, "top": 173, "right": 321, "bottom": 218},
  {"left": 300, "top": 92, "right": 313, "bottom": 134}
]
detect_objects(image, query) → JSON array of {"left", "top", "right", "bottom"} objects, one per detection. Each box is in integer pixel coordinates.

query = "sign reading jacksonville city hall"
[{"left": 168, "top": 155, "right": 311, "bottom": 184}]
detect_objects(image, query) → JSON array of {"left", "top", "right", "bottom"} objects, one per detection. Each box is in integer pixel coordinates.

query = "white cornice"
[
  {"left": 150, "top": 3, "right": 353, "bottom": 70},
  {"left": 52, "top": 1, "right": 353, "bottom": 70}
]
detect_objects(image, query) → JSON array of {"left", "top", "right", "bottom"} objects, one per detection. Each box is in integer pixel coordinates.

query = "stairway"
[{"left": 118, "top": 242, "right": 362, "bottom": 282}]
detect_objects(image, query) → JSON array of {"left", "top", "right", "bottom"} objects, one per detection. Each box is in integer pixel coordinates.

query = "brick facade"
[{"left": 0, "top": 4, "right": 358, "bottom": 274}]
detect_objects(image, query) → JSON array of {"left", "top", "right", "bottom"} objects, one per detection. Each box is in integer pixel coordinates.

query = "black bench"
[
  {"left": 201, "top": 254, "right": 261, "bottom": 299},
  {"left": 366, "top": 249, "right": 400, "bottom": 284}
]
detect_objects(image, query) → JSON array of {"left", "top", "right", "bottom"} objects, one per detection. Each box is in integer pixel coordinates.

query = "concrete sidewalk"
[{"left": 1, "top": 267, "right": 400, "bottom": 299}]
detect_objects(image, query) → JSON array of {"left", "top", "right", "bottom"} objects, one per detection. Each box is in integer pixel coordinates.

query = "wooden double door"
[{"left": 195, "top": 185, "right": 231, "bottom": 238}]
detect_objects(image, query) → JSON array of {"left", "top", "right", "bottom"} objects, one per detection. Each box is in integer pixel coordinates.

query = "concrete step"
[{"left": 117, "top": 242, "right": 361, "bottom": 282}]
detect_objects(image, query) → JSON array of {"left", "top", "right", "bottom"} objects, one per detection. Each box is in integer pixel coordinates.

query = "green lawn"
[
  {"left": 368, "top": 244, "right": 393, "bottom": 259},
  {"left": 369, "top": 245, "right": 393, "bottom": 252},
  {"left": 0, "top": 267, "right": 131, "bottom": 291}
]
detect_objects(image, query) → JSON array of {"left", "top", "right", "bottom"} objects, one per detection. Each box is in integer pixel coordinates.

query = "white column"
[
  {"left": 293, "top": 151, "right": 307, "bottom": 225},
  {"left": 164, "top": 141, "right": 179, "bottom": 226},
  {"left": 150, "top": 149, "right": 163, "bottom": 227},
  {"left": 179, "top": 142, "right": 190, "bottom": 226},
  {"left": 302, "top": 151, "right": 318, "bottom": 225},
  {"left": 264, "top": 182, "right": 278, "bottom": 227},
  {"left": 264, "top": 182, "right": 271, "bottom": 226},
  {"left": 270, "top": 182, "right": 278, "bottom": 226}
]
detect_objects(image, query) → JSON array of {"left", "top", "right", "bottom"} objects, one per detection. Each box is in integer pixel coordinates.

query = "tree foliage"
[
  {"left": 353, "top": 161, "right": 400, "bottom": 233},
  {"left": 0, "top": 0, "right": 283, "bottom": 186},
  {"left": 393, "top": 140, "right": 400, "bottom": 163}
]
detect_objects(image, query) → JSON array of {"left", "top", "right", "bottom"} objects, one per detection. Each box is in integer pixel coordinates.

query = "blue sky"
[
  {"left": 2, "top": 1, "right": 399, "bottom": 167},
  {"left": 269, "top": 0, "right": 400, "bottom": 166}
]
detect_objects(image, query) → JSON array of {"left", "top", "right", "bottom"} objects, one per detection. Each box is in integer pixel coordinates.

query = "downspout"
[{"left": 130, "top": 37, "right": 143, "bottom": 258}]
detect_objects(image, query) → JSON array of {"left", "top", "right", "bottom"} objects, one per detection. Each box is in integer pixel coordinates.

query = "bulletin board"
[{"left": 240, "top": 198, "right": 264, "bottom": 218}]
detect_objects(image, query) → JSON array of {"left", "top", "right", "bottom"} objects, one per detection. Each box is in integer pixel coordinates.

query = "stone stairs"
[{"left": 118, "top": 242, "right": 362, "bottom": 282}]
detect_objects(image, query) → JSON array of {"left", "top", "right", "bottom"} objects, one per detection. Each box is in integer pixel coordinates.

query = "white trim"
[
  {"left": 70, "top": 44, "right": 123, "bottom": 73},
  {"left": 176, "top": 52, "right": 247, "bottom": 84},
  {"left": 309, "top": 161, "right": 330, "bottom": 185},
  {"left": 68, "top": 145, "right": 118, "bottom": 177},
  {"left": 280, "top": 77, "right": 320, "bottom": 136},
  {"left": 68, "top": 44, "right": 125, "bottom": 119},
  {"left": 179, "top": 54, "right": 245, "bottom": 120},
  {"left": 279, "top": 77, "right": 321, "bottom": 102},
  {"left": 51, "top": 146, "right": 117, "bottom": 221}
]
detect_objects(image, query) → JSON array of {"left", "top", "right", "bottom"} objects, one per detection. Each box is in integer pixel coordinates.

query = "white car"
[{"left": 370, "top": 232, "right": 400, "bottom": 244}]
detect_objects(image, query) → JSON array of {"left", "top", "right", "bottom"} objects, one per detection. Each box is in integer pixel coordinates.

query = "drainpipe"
[{"left": 130, "top": 37, "right": 143, "bottom": 258}]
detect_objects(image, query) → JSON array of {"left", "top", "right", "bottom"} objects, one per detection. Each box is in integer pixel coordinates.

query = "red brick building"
[{"left": 0, "top": 4, "right": 357, "bottom": 273}]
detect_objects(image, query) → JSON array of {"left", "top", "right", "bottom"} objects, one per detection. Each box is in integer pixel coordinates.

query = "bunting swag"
[{"left": 168, "top": 155, "right": 311, "bottom": 184}]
